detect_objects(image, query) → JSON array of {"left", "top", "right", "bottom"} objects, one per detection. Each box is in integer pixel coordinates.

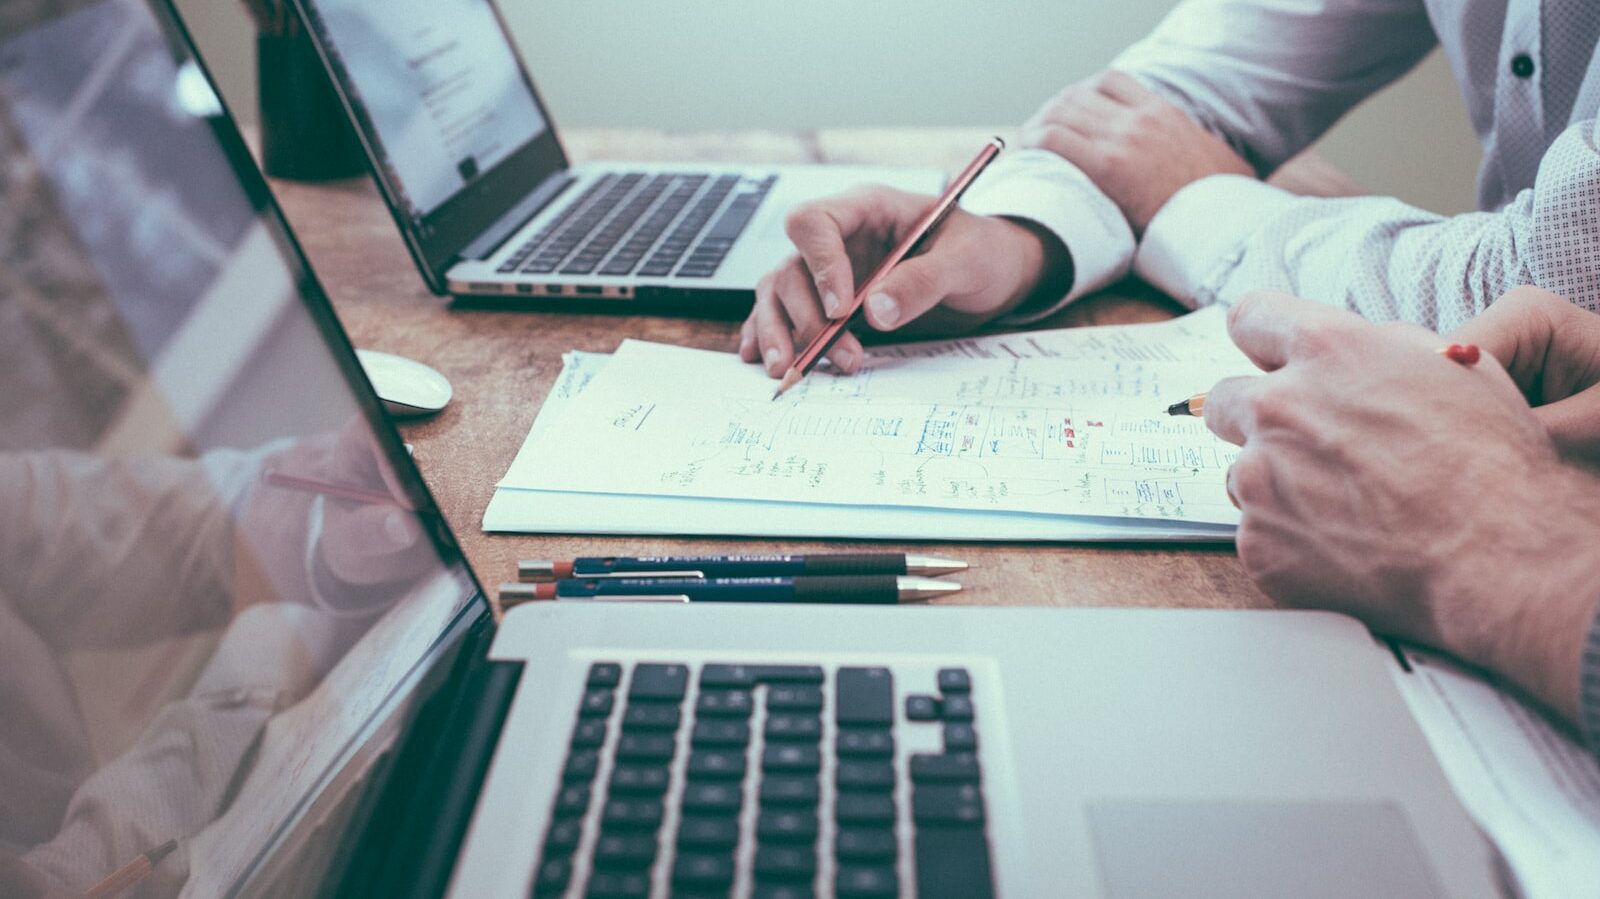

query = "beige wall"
[{"left": 180, "top": 0, "right": 1482, "bottom": 214}]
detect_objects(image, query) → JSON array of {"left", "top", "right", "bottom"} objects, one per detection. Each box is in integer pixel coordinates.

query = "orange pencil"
[
  {"left": 772, "top": 137, "right": 1006, "bottom": 400},
  {"left": 84, "top": 839, "right": 177, "bottom": 899}
]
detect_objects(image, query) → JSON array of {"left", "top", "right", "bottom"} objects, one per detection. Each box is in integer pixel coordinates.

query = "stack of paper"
[{"left": 485, "top": 309, "right": 1255, "bottom": 541}]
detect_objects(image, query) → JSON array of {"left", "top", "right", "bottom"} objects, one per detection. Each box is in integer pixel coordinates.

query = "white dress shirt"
[{"left": 961, "top": 0, "right": 1600, "bottom": 332}]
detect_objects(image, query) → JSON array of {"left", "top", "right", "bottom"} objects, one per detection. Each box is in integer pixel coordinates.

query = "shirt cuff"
[
  {"left": 1135, "top": 174, "right": 1298, "bottom": 308},
  {"left": 959, "top": 147, "right": 1136, "bottom": 324},
  {"left": 1582, "top": 597, "right": 1600, "bottom": 753}
]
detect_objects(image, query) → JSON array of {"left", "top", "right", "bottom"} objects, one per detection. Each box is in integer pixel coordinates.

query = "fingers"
[
  {"left": 1535, "top": 385, "right": 1600, "bottom": 463},
  {"left": 861, "top": 252, "right": 963, "bottom": 332},
  {"left": 1449, "top": 286, "right": 1600, "bottom": 401},
  {"left": 1198, "top": 374, "right": 1269, "bottom": 446},
  {"left": 785, "top": 188, "right": 902, "bottom": 318},
  {"left": 1093, "top": 70, "right": 1155, "bottom": 105},
  {"left": 1224, "top": 290, "right": 1363, "bottom": 372},
  {"left": 750, "top": 274, "right": 798, "bottom": 375}
]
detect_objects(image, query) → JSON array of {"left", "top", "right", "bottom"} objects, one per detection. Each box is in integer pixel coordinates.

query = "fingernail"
[
  {"left": 764, "top": 347, "right": 782, "bottom": 371},
  {"left": 383, "top": 509, "right": 411, "bottom": 545},
  {"left": 821, "top": 290, "right": 842, "bottom": 317},
  {"left": 867, "top": 292, "right": 898, "bottom": 328}
]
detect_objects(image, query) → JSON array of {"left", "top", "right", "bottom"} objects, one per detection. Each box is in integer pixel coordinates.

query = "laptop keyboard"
[
  {"left": 497, "top": 172, "right": 777, "bottom": 281},
  {"left": 532, "top": 661, "right": 995, "bottom": 898}
]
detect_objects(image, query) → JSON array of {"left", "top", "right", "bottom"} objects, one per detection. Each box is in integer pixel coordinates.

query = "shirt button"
[{"left": 1510, "top": 53, "right": 1535, "bottom": 79}]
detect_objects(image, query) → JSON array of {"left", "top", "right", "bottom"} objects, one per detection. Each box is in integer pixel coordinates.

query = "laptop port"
[{"left": 574, "top": 286, "right": 604, "bottom": 296}]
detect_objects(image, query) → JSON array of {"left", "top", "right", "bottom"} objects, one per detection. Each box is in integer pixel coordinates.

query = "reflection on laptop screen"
[
  {"left": 303, "top": 0, "right": 548, "bottom": 224},
  {"left": 0, "top": 0, "right": 480, "bottom": 895}
]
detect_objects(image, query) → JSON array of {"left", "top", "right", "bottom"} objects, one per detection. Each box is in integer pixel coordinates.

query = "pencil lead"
[
  {"left": 771, "top": 368, "right": 801, "bottom": 401},
  {"left": 146, "top": 839, "right": 178, "bottom": 865},
  {"left": 1166, "top": 400, "right": 1190, "bottom": 416}
]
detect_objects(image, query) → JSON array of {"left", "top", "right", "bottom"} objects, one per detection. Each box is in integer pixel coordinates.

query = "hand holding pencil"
[{"left": 739, "top": 140, "right": 1071, "bottom": 383}]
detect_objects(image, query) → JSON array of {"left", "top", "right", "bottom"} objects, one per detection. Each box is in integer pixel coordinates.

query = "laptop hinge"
[
  {"left": 333, "top": 616, "right": 523, "bottom": 899},
  {"left": 460, "top": 172, "right": 576, "bottom": 262}
]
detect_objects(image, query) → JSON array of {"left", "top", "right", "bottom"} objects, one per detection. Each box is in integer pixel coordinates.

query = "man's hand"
[
  {"left": 1021, "top": 71, "right": 1254, "bottom": 233},
  {"left": 1449, "top": 286, "right": 1600, "bottom": 466},
  {"left": 1203, "top": 291, "right": 1600, "bottom": 727},
  {"left": 738, "top": 186, "right": 1068, "bottom": 377}
]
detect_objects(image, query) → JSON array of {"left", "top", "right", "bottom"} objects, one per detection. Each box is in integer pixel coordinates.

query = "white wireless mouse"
[{"left": 355, "top": 349, "right": 453, "bottom": 417}]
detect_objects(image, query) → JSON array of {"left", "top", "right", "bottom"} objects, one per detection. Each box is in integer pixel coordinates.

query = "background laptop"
[
  {"left": 0, "top": 2, "right": 1504, "bottom": 897},
  {"left": 289, "top": 0, "right": 943, "bottom": 314}
]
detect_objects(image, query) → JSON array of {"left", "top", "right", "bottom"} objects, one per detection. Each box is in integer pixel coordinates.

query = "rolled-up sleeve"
[
  {"left": 1133, "top": 117, "right": 1600, "bottom": 330},
  {"left": 1111, "top": 0, "right": 1439, "bottom": 175}
]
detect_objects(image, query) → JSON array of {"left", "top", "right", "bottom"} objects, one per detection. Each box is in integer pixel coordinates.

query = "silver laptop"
[
  {"left": 0, "top": 2, "right": 1504, "bottom": 897},
  {"left": 289, "top": 0, "right": 943, "bottom": 313}
]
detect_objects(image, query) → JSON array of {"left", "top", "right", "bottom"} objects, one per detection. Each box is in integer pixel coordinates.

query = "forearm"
[
  {"left": 1137, "top": 120, "right": 1600, "bottom": 331},
  {"left": 1110, "top": 0, "right": 1436, "bottom": 173}
]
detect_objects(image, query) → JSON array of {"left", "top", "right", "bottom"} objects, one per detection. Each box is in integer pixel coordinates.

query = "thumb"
[
  {"left": 860, "top": 254, "right": 956, "bottom": 332},
  {"left": 1534, "top": 385, "right": 1600, "bottom": 465}
]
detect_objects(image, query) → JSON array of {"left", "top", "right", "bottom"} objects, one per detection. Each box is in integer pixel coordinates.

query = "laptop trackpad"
[{"left": 1088, "top": 800, "right": 1443, "bottom": 898}]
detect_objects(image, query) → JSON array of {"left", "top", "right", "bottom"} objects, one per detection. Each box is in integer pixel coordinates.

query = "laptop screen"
[
  {"left": 0, "top": 1, "right": 485, "bottom": 896},
  {"left": 303, "top": 0, "right": 548, "bottom": 223},
  {"left": 296, "top": 0, "right": 569, "bottom": 289}
]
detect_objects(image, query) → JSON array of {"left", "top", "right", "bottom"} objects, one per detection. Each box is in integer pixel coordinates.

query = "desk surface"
[{"left": 267, "top": 128, "right": 1356, "bottom": 614}]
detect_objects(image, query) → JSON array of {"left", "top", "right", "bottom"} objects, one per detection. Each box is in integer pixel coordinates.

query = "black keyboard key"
[
  {"left": 691, "top": 719, "right": 750, "bottom": 747},
  {"left": 683, "top": 781, "right": 743, "bottom": 814},
  {"left": 564, "top": 749, "right": 600, "bottom": 780},
  {"left": 760, "top": 774, "right": 819, "bottom": 806},
  {"left": 836, "top": 827, "right": 897, "bottom": 861},
  {"left": 609, "top": 764, "right": 670, "bottom": 795},
  {"left": 836, "top": 668, "right": 894, "bottom": 726},
  {"left": 937, "top": 667, "right": 971, "bottom": 693},
  {"left": 673, "top": 852, "right": 735, "bottom": 888},
  {"left": 559, "top": 259, "right": 598, "bottom": 275},
  {"left": 598, "top": 258, "right": 641, "bottom": 276},
  {"left": 835, "top": 792, "right": 896, "bottom": 824},
  {"left": 622, "top": 704, "right": 681, "bottom": 731},
  {"left": 585, "top": 871, "right": 650, "bottom": 899},
  {"left": 588, "top": 662, "right": 622, "bottom": 687},
  {"left": 910, "top": 753, "right": 980, "bottom": 783},
  {"left": 629, "top": 663, "right": 688, "bottom": 701},
  {"left": 765, "top": 714, "right": 822, "bottom": 742},
  {"left": 914, "top": 825, "right": 995, "bottom": 899},
  {"left": 752, "top": 665, "right": 825, "bottom": 684},
  {"left": 704, "top": 194, "right": 765, "bottom": 241},
  {"left": 837, "top": 761, "right": 895, "bottom": 791},
  {"left": 545, "top": 818, "right": 582, "bottom": 851},
  {"left": 942, "top": 695, "right": 975, "bottom": 721},
  {"left": 767, "top": 685, "right": 824, "bottom": 712},
  {"left": 637, "top": 261, "right": 675, "bottom": 277},
  {"left": 699, "top": 664, "right": 756, "bottom": 688},
  {"left": 677, "top": 815, "right": 740, "bottom": 849},
  {"left": 913, "top": 783, "right": 985, "bottom": 825},
  {"left": 943, "top": 722, "right": 979, "bottom": 752},
  {"left": 686, "top": 749, "right": 747, "bottom": 780},
  {"left": 533, "top": 857, "right": 571, "bottom": 893},
  {"left": 602, "top": 797, "right": 664, "bottom": 830},
  {"left": 757, "top": 808, "right": 818, "bottom": 841},
  {"left": 755, "top": 844, "right": 816, "bottom": 880},
  {"left": 753, "top": 885, "right": 815, "bottom": 899},
  {"left": 762, "top": 743, "right": 821, "bottom": 773},
  {"left": 592, "top": 833, "right": 658, "bottom": 870},
  {"left": 579, "top": 689, "right": 614, "bottom": 717},
  {"left": 836, "top": 864, "right": 898, "bottom": 898},
  {"left": 615, "top": 733, "right": 676, "bottom": 762},
  {"left": 836, "top": 729, "right": 893, "bottom": 758},
  {"left": 572, "top": 718, "right": 607, "bottom": 748},
  {"left": 697, "top": 689, "right": 754, "bottom": 717},
  {"left": 674, "top": 266, "right": 716, "bottom": 278},
  {"left": 553, "top": 784, "right": 590, "bottom": 817},
  {"left": 905, "top": 695, "right": 941, "bottom": 721}
]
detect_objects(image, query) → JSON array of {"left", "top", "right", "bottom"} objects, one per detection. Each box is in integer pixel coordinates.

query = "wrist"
[
  {"left": 1441, "top": 464, "right": 1600, "bottom": 725},
  {"left": 996, "top": 216, "right": 1073, "bottom": 317}
]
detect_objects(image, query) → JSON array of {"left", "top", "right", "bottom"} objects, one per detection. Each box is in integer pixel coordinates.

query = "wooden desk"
[{"left": 267, "top": 129, "right": 1354, "bottom": 613}]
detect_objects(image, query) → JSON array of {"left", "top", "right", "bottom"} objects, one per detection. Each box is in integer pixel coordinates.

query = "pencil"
[
  {"left": 1165, "top": 343, "right": 1482, "bottom": 418},
  {"left": 85, "top": 839, "right": 177, "bottom": 899},
  {"left": 261, "top": 469, "right": 408, "bottom": 508},
  {"left": 772, "top": 137, "right": 1006, "bottom": 400}
]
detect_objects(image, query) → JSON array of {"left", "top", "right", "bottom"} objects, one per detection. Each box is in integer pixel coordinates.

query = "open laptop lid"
[
  {"left": 291, "top": 0, "right": 571, "bottom": 294},
  {"left": 0, "top": 1, "right": 499, "bottom": 895}
]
